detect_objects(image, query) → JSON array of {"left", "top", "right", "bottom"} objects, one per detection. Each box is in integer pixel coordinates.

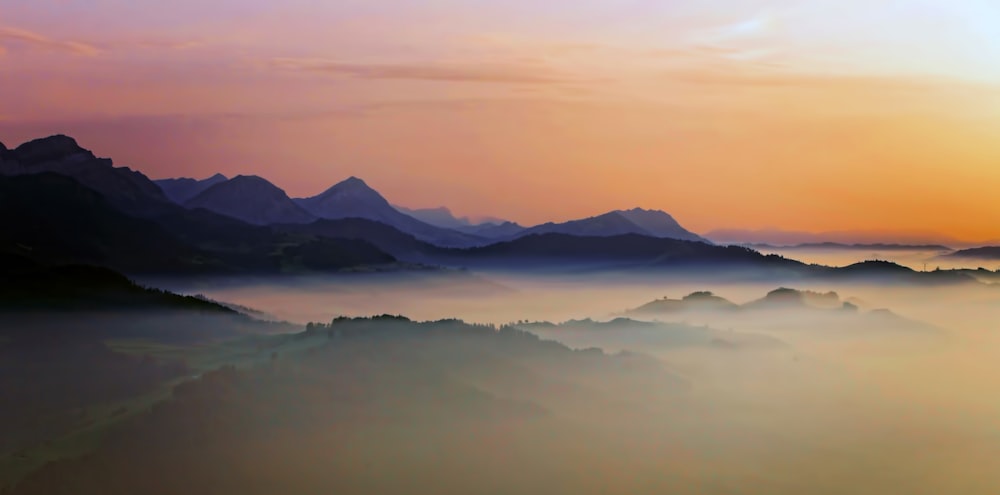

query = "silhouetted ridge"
[
  {"left": 155, "top": 173, "right": 228, "bottom": 204},
  {"left": 296, "top": 177, "right": 488, "bottom": 247},
  {"left": 947, "top": 246, "right": 1000, "bottom": 260},
  {"left": 0, "top": 173, "right": 396, "bottom": 275},
  {"left": 185, "top": 175, "right": 315, "bottom": 225},
  {"left": 12, "top": 135, "right": 94, "bottom": 165},
  {"left": 516, "top": 209, "right": 704, "bottom": 242},
  {"left": 615, "top": 208, "right": 706, "bottom": 242},
  {"left": 0, "top": 134, "right": 173, "bottom": 216}
]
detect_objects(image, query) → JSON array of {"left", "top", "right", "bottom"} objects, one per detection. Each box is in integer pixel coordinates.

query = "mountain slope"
[
  {"left": 517, "top": 212, "right": 651, "bottom": 238},
  {"left": 185, "top": 175, "right": 315, "bottom": 225},
  {"left": 296, "top": 177, "right": 486, "bottom": 247},
  {"left": 0, "top": 173, "right": 395, "bottom": 275},
  {"left": 0, "top": 135, "right": 174, "bottom": 216},
  {"left": 615, "top": 208, "right": 705, "bottom": 242},
  {"left": 0, "top": 173, "right": 202, "bottom": 273},
  {"left": 515, "top": 209, "right": 703, "bottom": 242},
  {"left": 275, "top": 218, "right": 444, "bottom": 262},
  {"left": 155, "top": 174, "right": 228, "bottom": 204},
  {"left": 946, "top": 246, "right": 1000, "bottom": 260},
  {"left": 395, "top": 205, "right": 470, "bottom": 229}
]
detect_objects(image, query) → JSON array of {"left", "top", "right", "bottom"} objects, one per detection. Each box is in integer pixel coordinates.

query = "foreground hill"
[
  {"left": 7, "top": 316, "right": 686, "bottom": 495},
  {"left": 0, "top": 259, "right": 299, "bottom": 465}
]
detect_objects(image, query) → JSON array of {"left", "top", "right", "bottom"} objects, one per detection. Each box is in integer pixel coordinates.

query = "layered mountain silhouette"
[
  {"left": 395, "top": 205, "right": 526, "bottom": 238},
  {"left": 185, "top": 175, "right": 315, "bottom": 226},
  {"left": 707, "top": 228, "right": 961, "bottom": 247},
  {"left": 946, "top": 246, "right": 1000, "bottom": 260},
  {"left": 0, "top": 135, "right": 174, "bottom": 216},
  {"left": 626, "top": 288, "right": 942, "bottom": 335},
  {"left": 295, "top": 177, "right": 487, "bottom": 247},
  {"left": 0, "top": 134, "right": 990, "bottom": 285},
  {"left": 751, "top": 242, "right": 952, "bottom": 251},
  {"left": 155, "top": 173, "right": 228, "bottom": 204},
  {"left": 0, "top": 173, "right": 395, "bottom": 275},
  {"left": 395, "top": 205, "right": 472, "bottom": 229},
  {"left": 517, "top": 209, "right": 705, "bottom": 242}
]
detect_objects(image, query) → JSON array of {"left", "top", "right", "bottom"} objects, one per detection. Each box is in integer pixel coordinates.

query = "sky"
[{"left": 2, "top": 0, "right": 1000, "bottom": 240}]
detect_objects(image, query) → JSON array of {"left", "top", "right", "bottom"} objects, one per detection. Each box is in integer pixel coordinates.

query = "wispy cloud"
[
  {"left": 268, "top": 58, "right": 570, "bottom": 85},
  {"left": 693, "top": 12, "right": 777, "bottom": 45},
  {"left": 0, "top": 26, "right": 206, "bottom": 56},
  {"left": 128, "top": 39, "right": 206, "bottom": 50},
  {"left": 0, "top": 26, "right": 102, "bottom": 56}
]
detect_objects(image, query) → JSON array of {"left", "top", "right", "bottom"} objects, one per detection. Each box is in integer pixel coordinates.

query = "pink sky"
[{"left": 2, "top": 1, "right": 1000, "bottom": 240}]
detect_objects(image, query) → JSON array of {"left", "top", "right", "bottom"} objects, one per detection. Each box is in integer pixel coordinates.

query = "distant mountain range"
[
  {"left": 517, "top": 209, "right": 705, "bottom": 243},
  {"left": 625, "top": 288, "right": 942, "bottom": 336},
  {"left": 945, "top": 246, "right": 1000, "bottom": 260},
  {"left": 706, "top": 228, "right": 968, "bottom": 247},
  {"left": 751, "top": 242, "right": 952, "bottom": 251},
  {"left": 1, "top": 134, "right": 994, "bottom": 285}
]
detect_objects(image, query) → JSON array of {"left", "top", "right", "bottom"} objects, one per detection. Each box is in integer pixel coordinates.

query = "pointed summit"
[
  {"left": 185, "top": 175, "right": 315, "bottom": 225},
  {"left": 296, "top": 177, "right": 487, "bottom": 247},
  {"left": 298, "top": 176, "right": 392, "bottom": 218},
  {"left": 310, "top": 176, "right": 389, "bottom": 206}
]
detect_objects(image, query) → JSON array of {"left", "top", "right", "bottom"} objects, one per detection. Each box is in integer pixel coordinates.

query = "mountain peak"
[
  {"left": 327, "top": 176, "right": 378, "bottom": 194},
  {"left": 186, "top": 175, "right": 315, "bottom": 225},
  {"left": 309, "top": 176, "right": 386, "bottom": 204},
  {"left": 13, "top": 134, "right": 95, "bottom": 165}
]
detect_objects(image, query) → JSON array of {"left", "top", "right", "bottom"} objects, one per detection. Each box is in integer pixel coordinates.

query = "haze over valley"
[{"left": 3, "top": 2, "right": 1000, "bottom": 492}]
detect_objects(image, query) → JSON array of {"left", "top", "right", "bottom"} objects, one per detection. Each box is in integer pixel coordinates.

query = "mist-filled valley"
[{"left": 6, "top": 264, "right": 1000, "bottom": 494}]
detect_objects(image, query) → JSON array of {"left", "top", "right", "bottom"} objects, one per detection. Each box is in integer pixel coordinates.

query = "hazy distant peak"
[
  {"left": 196, "top": 175, "right": 292, "bottom": 201},
  {"left": 154, "top": 173, "right": 229, "bottom": 204},
  {"left": 317, "top": 176, "right": 382, "bottom": 197},
  {"left": 13, "top": 134, "right": 95, "bottom": 165},
  {"left": 186, "top": 174, "right": 314, "bottom": 225},
  {"left": 758, "top": 287, "right": 842, "bottom": 309},
  {"left": 521, "top": 208, "right": 703, "bottom": 242},
  {"left": 229, "top": 174, "right": 270, "bottom": 184}
]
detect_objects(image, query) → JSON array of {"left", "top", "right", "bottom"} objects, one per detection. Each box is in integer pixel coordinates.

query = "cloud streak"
[
  {"left": 268, "top": 58, "right": 571, "bottom": 85},
  {"left": 0, "top": 26, "right": 102, "bottom": 56}
]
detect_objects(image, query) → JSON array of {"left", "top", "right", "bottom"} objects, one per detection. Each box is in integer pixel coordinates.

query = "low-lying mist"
[
  {"left": 137, "top": 269, "right": 1000, "bottom": 493},
  {"left": 12, "top": 269, "right": 1000, "bottom": 494}
]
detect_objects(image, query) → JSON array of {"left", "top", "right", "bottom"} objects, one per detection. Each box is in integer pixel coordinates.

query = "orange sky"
[{"left": 2, "top": 1, "right": 1000, "bottom": 240}]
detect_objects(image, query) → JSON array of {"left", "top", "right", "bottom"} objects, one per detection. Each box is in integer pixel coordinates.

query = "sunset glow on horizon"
[{"left": 3, "top": 1, "right": 1000, "bottom": 240}]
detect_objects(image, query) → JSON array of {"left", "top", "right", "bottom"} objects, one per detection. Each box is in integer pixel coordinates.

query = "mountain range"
[{"left": 1, "top": 134, "right": 993, "bottom": 285}]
